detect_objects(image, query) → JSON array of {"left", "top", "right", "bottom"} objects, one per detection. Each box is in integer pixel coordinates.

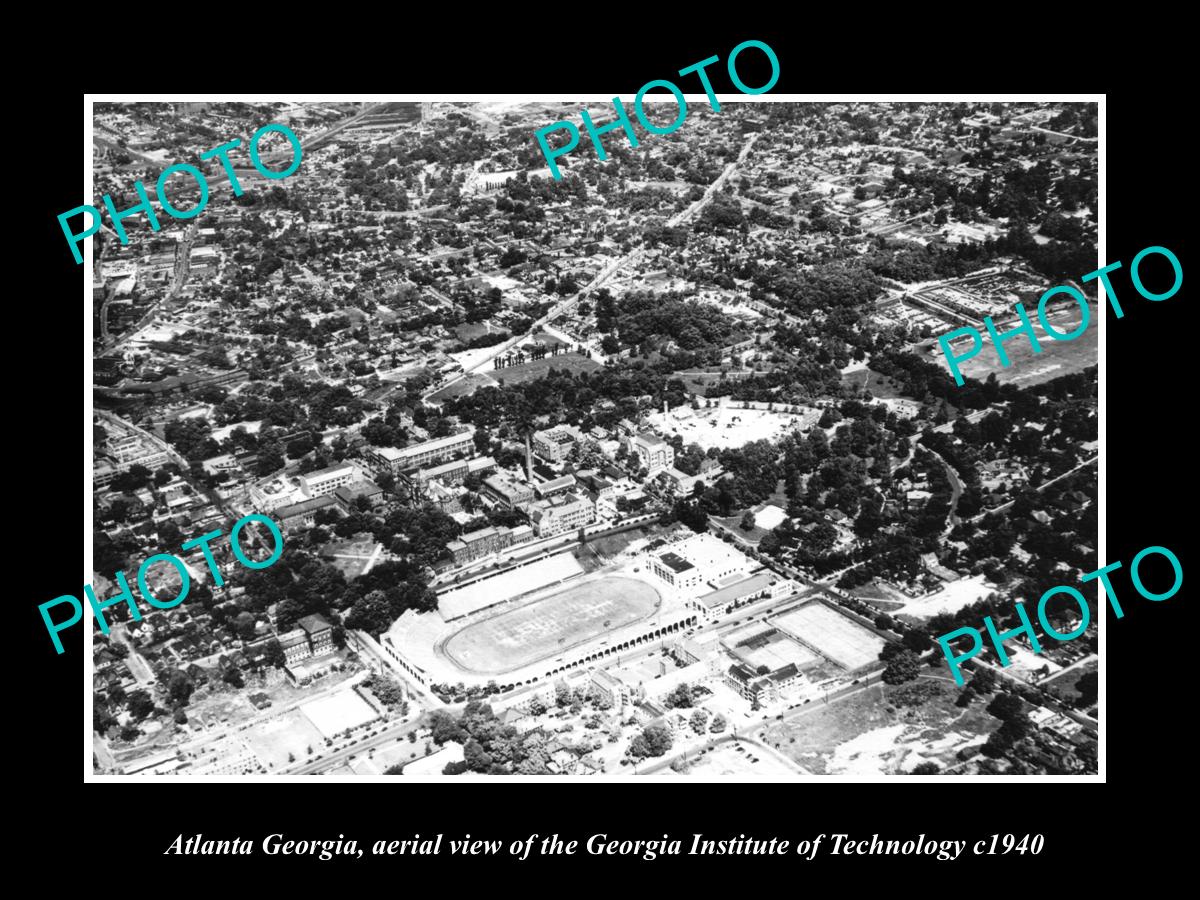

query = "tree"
[
  {"left": 1075, "top": 671, "right": 1098, "bottom": 708},
  {"left": 127, "top": 690, "right": 156, "bottom": 721},
  {"left": 909, "top": 762, "right": 941, "bottom": 775},
  {"left": 629, "top": 721, "right": 673, "bottom": 759},
  {"left": 167, "top": 670, "right": 194, "bottom": 707},
  {"left": 689, "top": 709, "right": 709, "bottom": 733},
  {"left": 882, "top": 649, "right": 921, "bottom": 684},
  {"left": 223, "top": 667, "right": 245, "bottom": 689},
  {"left": 739, "top": 510, "right": 756, "bottom": 531},
  {"left": 264, "top": 639, "right": 286, "bottom": 668},
  {"left": 664, "top": 684, "right": 694, "bottom": 709},
  {"left": 902, "top": 629, "right": 934, "bottom": 653},
  {"left": 986, "top": 692, "right": 1025, "bottom": 722},
  {"left": 710, "top": 714, "right": 727, "bottom": 733}
]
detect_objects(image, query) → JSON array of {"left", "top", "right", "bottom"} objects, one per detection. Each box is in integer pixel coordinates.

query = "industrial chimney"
[{"left": 524, "top": 430, "right": 534, "bottom": 483}]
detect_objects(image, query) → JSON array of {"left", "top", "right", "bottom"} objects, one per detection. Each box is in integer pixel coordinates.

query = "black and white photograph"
[{"left": 79, "top": 95, "right": 1104, "bottom": 780}]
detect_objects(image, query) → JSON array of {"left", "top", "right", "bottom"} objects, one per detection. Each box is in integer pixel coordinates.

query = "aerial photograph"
[{"left": 88, "top": 98, "right": 1099, "bottom": 777}]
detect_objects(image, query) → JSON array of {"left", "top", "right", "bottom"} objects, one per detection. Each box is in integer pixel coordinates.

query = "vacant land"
[
  {"left": 442, "top": 576, "right": 662, "bottom": 674},
  {"left": 759, "top": 678, "right": 999, "bottom": 774}
]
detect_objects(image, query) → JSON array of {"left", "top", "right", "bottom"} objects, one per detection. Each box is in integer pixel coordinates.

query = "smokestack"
[
  {"left": 525, "top": 431, "right": 533, "bottom": 483},
  {"left": 663, "top": 399, "right": 668, "bottom": 415}
]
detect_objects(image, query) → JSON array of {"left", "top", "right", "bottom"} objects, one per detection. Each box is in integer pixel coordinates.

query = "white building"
[
  {"left": 645, "top": 532, "right": 752, "bottom": 597},
  {"left": 299, "top": 463, "right": 362, "bottom": 498},
  {"left": 630, "top": 432, "right": 674, "bottom": 475},
  {"left": 530, "top": 492, "right": 595, "bottom": 537}
]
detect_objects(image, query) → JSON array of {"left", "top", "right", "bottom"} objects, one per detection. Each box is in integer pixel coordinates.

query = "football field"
[{"left": 442, "top": 576, "right": 661, "bottom": 674}]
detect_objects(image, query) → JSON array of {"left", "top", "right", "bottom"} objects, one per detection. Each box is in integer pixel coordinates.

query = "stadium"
[{"left": 381, "top": 556, "right": 697, "bottom": 691}]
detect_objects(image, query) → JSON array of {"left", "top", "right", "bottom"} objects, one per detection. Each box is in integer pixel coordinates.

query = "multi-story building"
[
  {"left": 333, "top": 480, "right": 385, "bottom": 513},
  {"left": 482, "top": 474, "right": 535, "bottom": 510},
  {"left": 108, "top": 433, "right": 171, "bottom": 469},
  {"left": 725, "top": 662, "right": 800, "bottom": 704},
  {"left": 279, "top": 628, "right": 312, "bottom": 666},
  {"left": 532, "top": 425, "right": 583, "bottom": 463},
  {"left": 403, "top": 455, "right": 496, "bottom": 498},
  {"left": 630, "top": 432, "right": 674, "bottom": 475},
  {"left": 530, "top": 492, "right": 595, "bottom": 538},
  {"left": 446, "top": 525, "right": 515, "bottom": 566},
  {"left": 589, "top": 669, "right": 636, "bottom": 710},
  {"left": 278, "top": 614, "right": 335, "bottom": 665},
  {"left": 298, "top": 463, "right": 361, "bottom": 498},
  {"left": 365, "top": 431, "right": 474, "bottom": 476},
  {"left": 298, "top": 614, "right": 334, "bottom": 657}
]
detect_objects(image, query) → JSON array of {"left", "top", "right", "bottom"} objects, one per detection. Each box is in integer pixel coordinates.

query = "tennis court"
[{"left": 771, "top": 603, "right": 885, "bottom": 671}]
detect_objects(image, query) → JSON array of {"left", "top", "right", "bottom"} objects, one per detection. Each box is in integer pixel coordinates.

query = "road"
[
  {"left": 288, "top": 714, "right": 427, "bottom": 775},
  {"left": 421, "top": 132, "right": 761, "bottom": 401},
  {"left": 101, "top": 221, "right": 196, "bottom": 353},
  {"left": 970, "top": 454, "right": 1097, "bottom": 522},
  {"left": 109, "top": 623, "right": 156, "bottom": 685}
]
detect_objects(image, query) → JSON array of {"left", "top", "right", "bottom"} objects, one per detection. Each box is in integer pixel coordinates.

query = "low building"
[
  {"left": 535, "top": 474, "right": 577, "bottom": 499},
  {"left": 274, "top": 495, "right": 338, "bottom": 530},
  {"left": 692, "top": 571, "right": 792, "bottom": 622}
]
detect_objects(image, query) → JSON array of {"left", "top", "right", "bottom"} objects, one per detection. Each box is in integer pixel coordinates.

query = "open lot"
[
  {"left": 301, "top": 689, "right": 380, "bottom": 740},
  {"left": 664, "top": 740, "right": 799, "bottom": 778},
  {"left": 647, "top": 405, "right": 819, "bottom": 451},
  {"left": 932, "top": 302, "right": 1098, "bottom": 387},
  {"left": 759, "top": 678, "right": 999, "bottom": 774},
  {"left": 771, "top": 603, "right": 886, "bottom": 671},
  {"left": 243, "top": 709, "right": 326, "bottom": 769},
  {"left": 442, "top": 576, "right": 661, "bottom": 674}
]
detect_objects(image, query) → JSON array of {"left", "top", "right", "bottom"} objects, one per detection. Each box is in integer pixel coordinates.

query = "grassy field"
[
  {"left": 759, "top": 677, "right": 999, "bottom": 775},
  {"left": 1041, "top": 658, "right": 1098, "bottom": 706},
  {"left": 442, "top": 576, "right": 661, "bottom": 674},
  {"left": 842, "top": 368, "right": 915, "bottom": 400},
  {"left": 428, "top": 373, "right": 496, "bottom": 402},
  {"left": 492, "top": 353, "right": 602, "bottom": 386}
]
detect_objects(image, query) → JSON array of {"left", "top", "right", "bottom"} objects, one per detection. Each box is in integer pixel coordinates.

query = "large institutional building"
[
  {"left": 298, "top": 463, "right": 361, "bottom": 498},
  {"left": 365, "top": 431, "right": 474, "bottom": 475},
  {"left": 630, "top": 432, "right": 674, "bottom": 475},
  {"left": 645, "top": 532, "right": 751, "bottom": 594}
]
